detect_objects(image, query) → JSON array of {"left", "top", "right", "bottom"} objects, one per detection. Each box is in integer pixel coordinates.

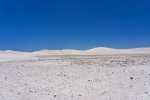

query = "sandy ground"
[{"left": 0, "top": 55, "right": 150, "bottom": 100}]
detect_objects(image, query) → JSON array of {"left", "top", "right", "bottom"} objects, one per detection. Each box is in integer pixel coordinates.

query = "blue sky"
[{"left": 0, "top": 0, "right": 150, "bottom": 51}]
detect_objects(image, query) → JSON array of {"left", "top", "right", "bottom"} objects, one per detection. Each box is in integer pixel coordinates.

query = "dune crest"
[
  {"left": 1, "top": 47, "right": 150, "bottom": 56},
  {"left": 30, "top": 47, "right": 150, "bottom": 56}
]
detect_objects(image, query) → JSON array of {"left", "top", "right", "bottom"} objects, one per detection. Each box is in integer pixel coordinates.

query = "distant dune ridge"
[
  {"left": 0, "top": 47, "right": 150, "bottom": 62},
  {"left": 1, "top": 47, "right": 150, "bottom": 56},
  {"left": 30, "top": 47, "right": 150, "bottom": 56}
]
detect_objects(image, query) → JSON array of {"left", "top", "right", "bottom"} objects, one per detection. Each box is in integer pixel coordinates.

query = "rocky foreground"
[{"left": 0, "top": 55, "right": 150, "bottom": 100}]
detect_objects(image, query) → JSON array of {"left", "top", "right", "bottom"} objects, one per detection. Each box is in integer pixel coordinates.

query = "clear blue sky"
[{"left": 0, "top": 0, "right": 150, "bottom": 51}]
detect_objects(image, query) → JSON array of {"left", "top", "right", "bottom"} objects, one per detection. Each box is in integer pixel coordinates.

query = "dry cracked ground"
[{"left": 0, "top": 55, "right": 150, "bottom": 100}]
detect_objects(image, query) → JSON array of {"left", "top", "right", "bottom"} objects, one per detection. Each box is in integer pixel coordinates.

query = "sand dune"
[
  {"left": 0, "top": 47, "right": 150, "bottom": 62},
  {"left": 30, "top": 47, "right": 150, "bottom": 56}
]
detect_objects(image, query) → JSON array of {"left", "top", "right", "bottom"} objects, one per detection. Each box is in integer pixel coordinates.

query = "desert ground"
[{"left": 0, "top": 48, "right": 150, "bottom": 100}]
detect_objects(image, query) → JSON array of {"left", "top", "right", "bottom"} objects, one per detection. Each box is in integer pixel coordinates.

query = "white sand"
[
  {"left": 0, "top": 47, "right": 150, "bottom": 100},
  {"left": 1, "top": 47, "right": 150, "bottom": 61},
  {"left": 30, "top": 47, "right": 150, "bottom": 56}
]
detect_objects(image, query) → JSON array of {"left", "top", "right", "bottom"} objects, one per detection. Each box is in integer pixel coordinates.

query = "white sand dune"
[
  {"left": 0, "top": 50, "right": 33, "bottom": 62},
  {"left": 0, "top": 47, "right": 150, "bottom": 62},
  {"left": 31, "top": 47, "right": 150, "bottom": 56}
]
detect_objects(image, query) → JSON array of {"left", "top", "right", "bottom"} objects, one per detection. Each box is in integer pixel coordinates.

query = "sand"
[{"left": 0, "top": 47, "right": 150, "bottom": 100}]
